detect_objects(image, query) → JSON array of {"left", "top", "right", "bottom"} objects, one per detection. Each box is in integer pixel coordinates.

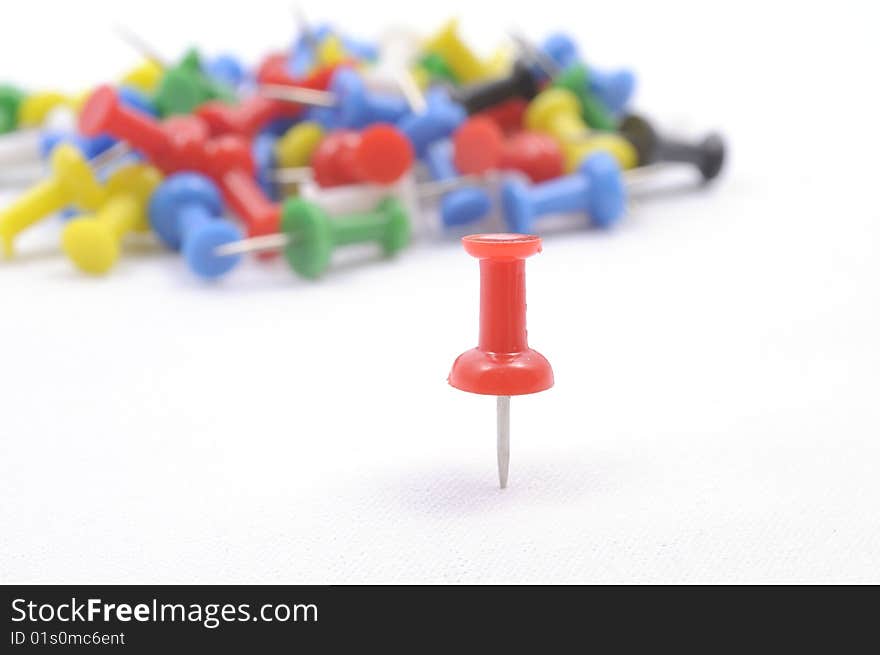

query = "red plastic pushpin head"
[
  {"left": 499, "top": 131, "right": 564, "bottom": 183},
  {"left": 452, "top": 117, "right": 504, "bottom": 175},
  {"left": 78, "top": 85, "right": 119, "bottom": 137},
  {"left": 448, "top": 234, "right": 554, "bottom": 397},
  {"left": 355, "top": 124, "right": 413, "bottom": 185}
]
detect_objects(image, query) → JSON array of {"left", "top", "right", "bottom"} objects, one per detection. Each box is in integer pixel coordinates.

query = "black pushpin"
[
  {"left": 448, "top": 60, "right": 539, "bottom": 115},
  {"left": 620, "top": 114, "right": 725, "bottom": 183}
]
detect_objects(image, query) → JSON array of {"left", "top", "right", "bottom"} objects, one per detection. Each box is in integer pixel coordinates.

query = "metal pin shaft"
[
  {"left": 507, "top": 30, "right": 560, "bottom": 79},
  {"left": 258, "top": 84, "right": 337, "bottom": 107},
  {"left": 497, "top": 395, "right": 510, "bottom": 489},
  {"left": 214, "top": 233, "right": 290, "bottom": 257},
  {"left": 396, "top": 70, "right": 427, "bottom": 114},
  {"left": 271, "top": 166, "right": 313, "bottom": 184},
  {"left": 114, "top": 25, "right": 170, "bottom": 69}
]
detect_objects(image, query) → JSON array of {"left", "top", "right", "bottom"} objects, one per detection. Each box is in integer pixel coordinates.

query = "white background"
[{"left": 1, "top": 0, "right": 878, "bottom": 583}]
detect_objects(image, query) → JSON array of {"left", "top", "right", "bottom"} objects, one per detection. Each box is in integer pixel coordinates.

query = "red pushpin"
[
  {"left": 448, "top": 234, "right": 554, "bottom": 488},
  {"left": 311, "top": 124, "right": 413, "bottom": 187}
]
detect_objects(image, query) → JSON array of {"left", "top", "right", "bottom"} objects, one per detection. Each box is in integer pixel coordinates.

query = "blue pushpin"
[
  {"left": 424, "top": 140, "right": 491, "bottom": 227},
  {"left": 253, "top": 132, "right": 278, "bottom": 201},
  {"left": 203, "top": 54, "right": 249, "bottom": 89},
  {"left": 541, "top": 33, "right": 636, "bottom": 115},
  {"left": 288, "top": 23, "right": 333, "bottom": 76},
  {"left": 149, "top": 173, "right": 243, "bottom": 279},
  {"left": 501, "top": 152, "right": 626, "bottom": 233},
  {"left": 397, "top": 88, "right": 466, "bottom": 158},
  {"left": 312, "top": 68, "right": 409, "bottom": 130}
]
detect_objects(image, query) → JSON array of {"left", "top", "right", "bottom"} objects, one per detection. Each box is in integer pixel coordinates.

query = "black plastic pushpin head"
[{"left": 620, "top": 113, "right": 726, "bottom": 183}]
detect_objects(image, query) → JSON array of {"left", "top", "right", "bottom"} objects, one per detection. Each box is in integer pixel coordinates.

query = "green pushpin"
[
  {"left": 214, "top": 197, "right": 411, "bottom": 279},
  {"left": 154, "top": 49, "right": 237, "bottom": 117},
  {"left": 0, "top": 85, "right": 25, "bottom": 134},
  {"left": 553, "top": 64, "right": 616, "bottom": 131},
  {"left": 417, "top": 53, "right": 459, "bottom": 85}
]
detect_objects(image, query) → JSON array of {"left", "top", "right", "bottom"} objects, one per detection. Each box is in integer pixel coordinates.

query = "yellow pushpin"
[
  {"left": 119, "top": 60, "right": 164, "bottom": 95},
  {"left": 17, "top": 91, "right": 79, "bottom": 128},
  {"left": 0, "top": 144, "right": 107, "bottom": 258},
  {"left": 316, "top": 34, "right": 348, "bottom": 68},
  {"left": 275, "top": 121, "right": 325, "bottom": 170},
  {"left": 424, "top": 19, "right": 494, "bottom": 84},
  {"left": 526, "top": 88, "right": 638, "bottom": 172},
  {"left": 61, "top": 164, "right": 162, "bottom": 274}
]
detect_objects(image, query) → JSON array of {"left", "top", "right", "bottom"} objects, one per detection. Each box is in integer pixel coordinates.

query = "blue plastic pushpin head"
[
  {"left": 501, "top": 152, "right": 625, "bottom": 233},
  {"left": 542, "top": 33, "right": 579, "bottom": 71},
  {"left": 589, "top": 69, "right": 636, "bottom": 115},
  {"left": 149, "top": 173, "right": 242, "bottom": 279},
  {"left": 182, "top": 220, "right": 243, "bottom": 279},
  {"left": 203, "top": 54, "right": 248, "bottom": 89},
  {"left": 540, "top": 33, "right": 635, "bottom": 114},
  {"left": 441, "top": 188, "right": 492, "bottom": 227},
  {"left": 581, "top": 153, "right": 626, "bottom": 227},
  {"left": 320, "top": 68, "right": 409, "bottom": 130},
  {"left": 398, "top": 88, "right": 466, "bottom": 158}
]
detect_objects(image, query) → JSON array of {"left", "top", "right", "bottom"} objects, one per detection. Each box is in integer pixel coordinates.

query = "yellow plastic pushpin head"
[
  {"left": 525, "top": 88, "right": 581, "bottom": 133},
  {"left": 424, "top": 18, "right": 489, "bottom": 83},
  {"left": 61, "top": 220, "right": 120, "bottom": 275},
  {"left": 18, "top": 91, "right": 74, "bottom": 127},
  {"left": 317, "top": 35, "right": 347, "bottom": 67},
  {"left": 52, "top": 145, "right": 106, "bottom": 209},
  {"left": 61, "top": 164, "right": 161, "bottom": 274},
  {"left": 120, "top": 60, "right": 164, "bottom": 95},
  {"left": 275, "top": 121, "right": 325, "bottom": 170},
  {"left": 104, "top": 164, "right": 162, "bottom": 231}
]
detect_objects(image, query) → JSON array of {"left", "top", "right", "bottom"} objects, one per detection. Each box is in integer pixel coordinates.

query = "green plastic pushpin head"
[
  {"left": 553, "top": 64, "right": 616, "bottom": 131},
  {"left": 154, "top": 49, "right": 236, "bottom": 117},
  {"left": 418, "top": 53, "right": 459, "bottom": 85},
  {"left": 0, "top": 84, "right": 25, "bottom": 134},
  {"left": 281, "top": 196, "right": 411, "bottom": 280}
]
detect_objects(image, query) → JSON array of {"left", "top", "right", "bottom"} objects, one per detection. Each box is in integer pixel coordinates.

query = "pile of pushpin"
[{"left": 0, "top": 18, "right": 725, "bottom": 280}]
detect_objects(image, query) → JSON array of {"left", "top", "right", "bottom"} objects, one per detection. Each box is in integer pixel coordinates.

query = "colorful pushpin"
[
  {"left": 423, "top": 140, "right": 492, "bottom": 227},
  {"left": 424, "top": 19, "right": 495, "bottom": 83},
  {"left": 0, "top": 144, "right": 106, "bottom": 257},
  {"left": 61, "top": 164, "right": 162, "bottom": 274},
  {"left": 501, "top": 151, "right": 626, "bottom": 233},
  {"left": 79, "top": 85, "right": 210, "bottom": 174},
  {"left": 310, "top": 67, "right": 409, "bottom": 129},
  {"left": 452, "top": 116, "right": 505, "bottom": 175},
  {"left": 540, "top": 33, "right": 636, "bottom": 114},
  {"left": 149, "top": 172, "right": 243, "bottom": 279},
  {"left": 0, "top": 84, "right": 25, "bottom": 134},
  {"left": 526, "top": 87, "right": 637, "bottom": 171},
  {"left": 619, "top": 114, "right": 726, "bottom": 183},
  {"left": 448, "top": 60, "right": 540, "bottom": 115},
  {"left": 448, "top": 233, "right": 554, "bottom": 488},
  {"left": 214, "top": 196, "right": 410, "bottom": 279},
  {"left": 304, "top": 124, "right": 414, "bottom": 188},
  {"left": 397, "top": 87, "right": 466, "bottom": 157},
  {"left": 498, "top": 131, "right": 565, "bottom": 183}
]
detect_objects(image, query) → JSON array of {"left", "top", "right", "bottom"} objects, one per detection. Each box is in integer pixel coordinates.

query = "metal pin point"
[
  {"left": 497, "top": 395, "right": 511, "bottom": 488},
  {"left": 292, "top": 5, "right": 320, "bottom": 54},
  {"left": 114, "top": 24, "right": 170, "bottom": 69}
]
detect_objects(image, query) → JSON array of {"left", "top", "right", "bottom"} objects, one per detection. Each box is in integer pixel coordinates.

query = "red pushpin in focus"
[{"left": 448, "top": 234, "right": 554, "bottom": 488}]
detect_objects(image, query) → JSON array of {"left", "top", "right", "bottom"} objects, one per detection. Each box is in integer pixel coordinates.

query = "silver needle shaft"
[
  {"left": 214, "top": 233, "right": 290, "bottom": 257},
  {"left": 258, "top": 84, "right": 337, "bottom": 107},
  {"left": 114, "top": 24, "right": 170, "bottom": 69},
  {"left": 497, "top": 395, "right": 510, "bottom": 489}
]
